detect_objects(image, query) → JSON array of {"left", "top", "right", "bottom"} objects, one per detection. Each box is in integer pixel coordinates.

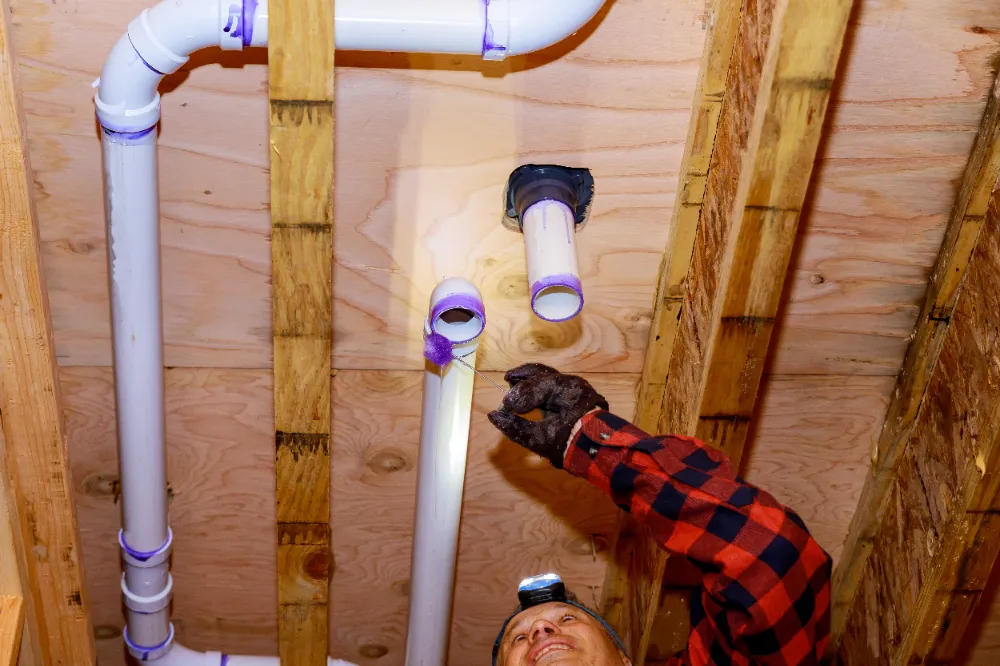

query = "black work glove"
[{"left": 487, "top": 363, "right": 609, "bottom": 469}]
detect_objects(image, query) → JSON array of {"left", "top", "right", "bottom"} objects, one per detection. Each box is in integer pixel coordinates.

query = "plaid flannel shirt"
[{"left": 564, "top": 410, "right": 832, "bottom": 666}]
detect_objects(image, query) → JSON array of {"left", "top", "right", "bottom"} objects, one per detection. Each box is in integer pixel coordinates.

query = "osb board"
[
  {"left": 61, "top": 366, "right": 888, "bottom": 665},
  {"left": 6, "top": 0, "right": 999, "bottom": 375}
]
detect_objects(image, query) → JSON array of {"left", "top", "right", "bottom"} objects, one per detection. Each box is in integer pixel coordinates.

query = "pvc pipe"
[
  {"left": 150, "top": 643, "right": 358, "bottom": 666},
  {"left": 405, "top": 279, "right": 484, "bottom": 666},
  {"left": 522, "top": 199, "right": 584, "bottom": 322},
  {"left": 333, "top": 0, "right": 606, "bottom": 59}
]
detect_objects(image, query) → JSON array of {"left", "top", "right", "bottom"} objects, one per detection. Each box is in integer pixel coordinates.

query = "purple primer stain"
[
  {"left": 242, "top": 0, "right": 259, "bottom": 47},
  {"left": 102, "top": 125, "right": 157, "bottom": 146},
  {"left": 481, "top": 0, "right": 507, "bottom": 57},
  {"left": 429, "top": 293, "right": 485, "bottom": 344},
  {"left": 123, "top": 626, "right": 174, "bottom": 657},
  {"left": 128, "top": 35, "right": 165, "bottom": 75},
  {"left": 531, "top": 273, "right": 584, "bottom": 322},
  {"left": 119, "top": 529, "right": 170, "bottom": 561},
  {"left": 220, "top": 655, "right": 230, "bottom": 666}
]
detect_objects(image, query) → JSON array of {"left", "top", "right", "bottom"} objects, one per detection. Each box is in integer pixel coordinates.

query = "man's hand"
[{"left": 487, "top": 363, "right": 608, "bottom": 468}]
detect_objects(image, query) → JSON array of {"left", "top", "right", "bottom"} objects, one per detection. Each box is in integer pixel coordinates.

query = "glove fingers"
[
  {"left": 503, "top": 363, "right": 559, "bottom": 387},
  {"left": 502, "top": 374, "right": 559, "bottom": 414},
  {"left": 487, "top": 410, "right": 547, "bottom": 452}
]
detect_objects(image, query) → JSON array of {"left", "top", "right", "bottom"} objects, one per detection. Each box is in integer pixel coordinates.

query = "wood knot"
[
  {"left": 304, "top": 548, "right": 332, "bottom": 581},
  {"left": 392, "top": 579, "right": 410, "bottom": 598},
  {"left": 94, "top": 624, "right": 122, "bottom": 640},
  {"left": 809, "top": 273, "right": 825, "bottom": 285},
  {"left": 81, "top": 473, "right": 118, "bottom": 499},
  {"left": 498, "top": 275, "right": 529, "bottom": 299},
  {"left": 367, "top": 449, "right": 412, "bottom": 475},
  {"left": 359, "top": 644, "right": 389, "bottom": 659}
]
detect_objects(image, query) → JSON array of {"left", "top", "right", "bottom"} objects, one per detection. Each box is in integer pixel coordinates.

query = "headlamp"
[{"left": 492, "top": 572, "right": 629, "bottom": 665}]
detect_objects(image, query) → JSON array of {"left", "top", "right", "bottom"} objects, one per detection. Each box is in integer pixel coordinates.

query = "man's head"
[{"left": 493, "top": 574, "right": 630, "bottom": 666}]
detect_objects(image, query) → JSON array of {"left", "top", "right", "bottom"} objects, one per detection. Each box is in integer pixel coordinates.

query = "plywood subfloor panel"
[
  {"left": 9, "top": 0, "right": 1000, "bottom": 375},
  {"left": 61, "top": 367, "right": 888, "bottom": 665}
]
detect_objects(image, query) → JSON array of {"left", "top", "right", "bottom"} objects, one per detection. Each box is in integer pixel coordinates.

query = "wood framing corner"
[
  {"left": 0, "top": 0, "right": 95, "bottom": 663},
  {"left": 268, "top": 0, "right": 336, "bottom": 662},
  {"left": 603, "top": 0, "right": 854, "bottom": 662},
  {"left": 833, "top": 72, "right": 1000, "bottom": 664}
]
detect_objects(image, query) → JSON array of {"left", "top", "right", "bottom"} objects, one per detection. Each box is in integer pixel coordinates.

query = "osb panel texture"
[
  {"left": 5, "top": 0, "right": 998, "bottom": 375},
  {"left": 61, "top": 368, "right": 889, "bottom": 665}
]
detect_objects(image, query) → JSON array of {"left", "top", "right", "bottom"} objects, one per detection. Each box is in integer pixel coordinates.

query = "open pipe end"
[
  {"left": 531, "top": 273, "right": 583, "bottom": 323},
  {"left": 428, "top": 278, "right": 486, "bottom": 345}
]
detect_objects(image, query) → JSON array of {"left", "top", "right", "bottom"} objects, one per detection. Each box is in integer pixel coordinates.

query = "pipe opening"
[
  {"left": 432, "top": 306, "right": 484, "bottom": 344},
  {"left": 531, "top": 278, "right": 583, "bottom": 323}
]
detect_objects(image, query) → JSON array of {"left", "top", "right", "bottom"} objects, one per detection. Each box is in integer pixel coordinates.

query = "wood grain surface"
[
  {"left": 59, "top": 367, "right": 888, "bottom": 665},
  {"left": 7, "top": 0, "right": 995, "bottom": 376},
  {"left": 7, "top": 0, "right": 1000, "bottom": 661}
]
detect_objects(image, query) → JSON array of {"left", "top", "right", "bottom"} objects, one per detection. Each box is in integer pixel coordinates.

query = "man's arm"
[
  {"left": 565, "top": 410, "right": 831, "bottom": 665},
  {"left": 487, "top": 365, "right": 832, "bottom": 666}
]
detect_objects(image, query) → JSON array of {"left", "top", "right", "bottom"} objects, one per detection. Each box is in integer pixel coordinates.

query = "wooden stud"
[
  {"left": 0, "top": 1, "right": 95, "bottom": 663},
  {"left": 833, "top": 76, "right": 1000, "bottom": 663},
  {"left": 0, "top": 596, "right": 24, "bottom": 666},
  {"left": 831, "top": 73, "right": 1000, "bottom": 648},
  {"left": 268, "top": 0, "right": 335, "bottom": 661},
  {"left": 835, "top": 158, "right": 1000, "bottom": 666},
  {"left": 606, "top": 0, "right": 854, "bottom": 662}
]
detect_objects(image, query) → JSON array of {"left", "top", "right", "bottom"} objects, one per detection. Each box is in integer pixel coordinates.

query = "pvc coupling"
[{"left": 502, "top": 165, "right": 594, "bottom": 323}]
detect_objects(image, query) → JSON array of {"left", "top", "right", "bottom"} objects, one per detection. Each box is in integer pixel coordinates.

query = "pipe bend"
[
  {"left": 96, "top": 0, "right": 260, "bottom": 131},
  {"left": 505, "top": 0, "right": 606, "bottom": 56}
]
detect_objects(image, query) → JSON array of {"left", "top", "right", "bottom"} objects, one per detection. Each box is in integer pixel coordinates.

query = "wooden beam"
[
  {"left": 0, "top": 596, "right": 24, "bottom": 666},
  {"left": 0, "top": 1, "right": 96, "bottom": 664},
  {"left": 603, "top": 0, "right": 854, "bottom": 662},
  {"left": 601, "top": 0, "right": 743, "bottom": 650},
  {"left": 833, "top": 76, "right": 1000, "bottom": 663},
  {"left": 268, "top": 0, "right": 335, "bottom": 662}
]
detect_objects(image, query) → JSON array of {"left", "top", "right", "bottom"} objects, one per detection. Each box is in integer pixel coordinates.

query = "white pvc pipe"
[
  {"left": 405, "top": 278, "right": 484, "bottom": 666},
  {"left": 522, "top": 199, "right": 584, "bottom": 322},
  {"left": 94, "top": 0, "right": 605, "bottom": 658},
  {"left": 333, "top": 0, "right": 606, "bottom": 59},
  {"left": 150, "top": 643, "right": 357, "bottom": 666}
]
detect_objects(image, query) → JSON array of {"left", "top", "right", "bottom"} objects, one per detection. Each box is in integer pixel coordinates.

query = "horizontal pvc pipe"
[
  {"left": 522, "top": 199, "right": 584, "bottom": 322},
  {"left": 96, "top": 0, "right": 610, "bottom": 130},
  {"left": 405, "top": 279, "right": 483, "bottom": 666},
  {"left": 149, "top": 642, "right": 358, "bottom": 665}
]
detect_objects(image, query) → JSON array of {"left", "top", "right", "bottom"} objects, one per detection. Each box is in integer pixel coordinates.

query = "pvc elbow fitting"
[{"left": 503, "top": 165, "right": 594, "bottom": 322}]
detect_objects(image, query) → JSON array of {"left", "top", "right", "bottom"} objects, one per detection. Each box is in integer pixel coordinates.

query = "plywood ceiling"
[{"left": 8, "top": 0, "right": 1000, "bottom": 663}]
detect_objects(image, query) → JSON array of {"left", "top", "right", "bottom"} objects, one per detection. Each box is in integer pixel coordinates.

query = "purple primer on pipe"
[
  {"left": 482, "top": 0, "right": 507, "bottom": 58},
  {"left": 220, "top": 655, "right": 230, "bottom": 666},
  {"left": 128, "top": 35, "right": 166, "bottom": 75},
  {"left": 430, "top": 293, "right": 486, "bottom": 344},
  {"left": 124, "top": 624, "right": 174, "bottom": 657},
  {"left": 243, "top": 0, "right": 259, "bottom": 47},
  {"left": 119, "top": 529, "right": 171, "bottom": 561},
  {"left": 102, "top": 125, "right": 157, "bottom": 146},
  {"left": 531, "top": 273, "right": 584, "bottom": 322}
]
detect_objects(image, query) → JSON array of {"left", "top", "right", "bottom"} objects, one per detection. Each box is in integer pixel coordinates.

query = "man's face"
[{"left": 497, "top": 602, "right": 631, "bottom": 666}]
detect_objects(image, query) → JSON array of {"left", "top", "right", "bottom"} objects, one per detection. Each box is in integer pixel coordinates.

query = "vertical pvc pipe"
[
  {"left": 405, "top": 278, "right": 484, "bottom": 666},
  {"left": 101, "top": 127, "right": 172, "bottom": 651},
  {"left": 523, "top": 199, "right": 583, "bottom": 322}
]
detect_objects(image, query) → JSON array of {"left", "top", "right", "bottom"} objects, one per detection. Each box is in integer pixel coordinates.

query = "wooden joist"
[
  {"left": 833, "top": 76, "right": 1000, "bottom": 663},
  {"left": 269, "top": 0, "right": 335, "bottom": 662},
  {"left": 0, "top": 1, "right": 95, "bottom": 663},
  {"left": 603, "top": 0, "right": 854, "bottom": 662}
]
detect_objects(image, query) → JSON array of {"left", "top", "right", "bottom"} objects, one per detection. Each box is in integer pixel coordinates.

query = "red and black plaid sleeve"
[{"left": 564, "top": 410, "right": 832, "bottom": 666}]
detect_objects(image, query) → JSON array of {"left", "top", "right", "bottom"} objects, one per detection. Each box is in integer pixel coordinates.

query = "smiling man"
[{"left": 488, "top": 364, "right": 832, "bottom": 666}]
